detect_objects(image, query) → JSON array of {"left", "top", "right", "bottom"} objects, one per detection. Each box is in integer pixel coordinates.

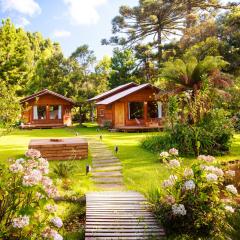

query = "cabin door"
[{"left": 115, "top": 102, "right": 125, "bottom": 127}]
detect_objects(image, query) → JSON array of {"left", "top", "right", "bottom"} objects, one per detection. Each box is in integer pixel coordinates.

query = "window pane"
[
  {"left": 148, "top": 101, "right": 158, "bottom": 118},
  {"left": 147, "top": 101, "right": 162, "bottom": 118},
  {"left": 37, "top": 106, "right": 46, "bottom": 120},
  {"left": 50, "top": 105, "right": 59, "bottom": 120},
  {"left": 129, "top": 102, "right": 144, "bottom": 120}
]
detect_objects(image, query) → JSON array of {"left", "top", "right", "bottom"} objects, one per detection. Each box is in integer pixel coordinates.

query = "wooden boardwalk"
[{"left": 85, "top": 191, "right": 165, "bottom": 239}]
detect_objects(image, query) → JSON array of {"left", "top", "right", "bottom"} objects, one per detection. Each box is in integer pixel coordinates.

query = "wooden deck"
[
  {"left": 29, "top": 138, "right": 88, "bottom": 160},
  {"left": 114, "top": 126, "right": 164, "bottom": 133},
  {"left": 20, "top": 123, "right": 65, "bottom": 129},
  {"left": 85, "top": 191, "right": 165, "bottom": 239}
]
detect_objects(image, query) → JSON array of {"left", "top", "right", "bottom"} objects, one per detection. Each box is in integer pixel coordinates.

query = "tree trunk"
[{"left": 157, "top": 24, "right": 162, "bottom": 66}]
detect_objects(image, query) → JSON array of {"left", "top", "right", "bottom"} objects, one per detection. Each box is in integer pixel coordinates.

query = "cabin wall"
[
  {"left": 21, "top": 94, "right": 73, "bottom": 126},
  {"left": 96, "top": 105, "right": 113, "bottom": 127}
]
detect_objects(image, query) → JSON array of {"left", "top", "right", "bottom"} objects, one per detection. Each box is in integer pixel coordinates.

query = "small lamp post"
[
  {"left": 86, "top": 165, "right": 91, "bottom": 175},
  {"left": 114, "top": 145, "right": 119, "bottom": 154}
]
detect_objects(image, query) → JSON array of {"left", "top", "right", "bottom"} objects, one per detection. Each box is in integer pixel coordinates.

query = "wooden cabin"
[
  {"left": 20, "top": 89, "right": 74, "bottom": 129},
  {"left": 89, "top": 83, "right": 165, "bottom": 131}
]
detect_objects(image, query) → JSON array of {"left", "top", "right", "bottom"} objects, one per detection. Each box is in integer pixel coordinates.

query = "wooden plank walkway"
[{"left": 85, "top": 191, "right": 165, "bottom": 239}]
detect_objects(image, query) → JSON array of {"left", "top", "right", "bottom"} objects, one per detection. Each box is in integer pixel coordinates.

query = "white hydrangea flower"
[
  {"left": 225, "top": 205, "right": 235, "bottom": 213},
  {"left": 206, "top": 173, "right": 218, "bottom": 182},
  {"left": 225, "top": 170, "right": 235, "bottom": 177},
  {"left": 226, "top": 185, "right": 238, "bottom": 195},
  {"left": 198, "top": 155, "right": 215, "bottom": 163},
  {"left": 160, "top": 151, "right": 169, "bottom": 158},
  {"left": 184, "top": 180, "right": 196, "bottom": 191},
  {"left": 16, "top": 158, "right": 25, "bottom": 164},
  {"left": 169, "top": 148, "right": 178, "bottom": 156},
  {"left": 205, "top": 166, "right": 224, "bottom": 177},
  {"left": 169, "top": 159, "right": 180, "bottom": 168},
  {"left": 51, "top": 217, "right": 63, "bottom": 228},
  {"left": 12, "top": 215, "right": 29, "bottom": 228},
  {"left": 22, "top": 169, "right": 42, "bottom": 186},
  {"left": 172, "top": 204, "right": 187, "bottom": 216},
  {"left": 184, "top": 168, "right": 194, "bottom": 177},
  {"left": 162, "top": 179, "right": 174, "bottom": 188},
  {"left": 169, "top": 175, "right": 178, "bottom": 182},
  {"left": 45, "top": 204, "right": 58, "bottom": 213},
  {"left": 53, "top": 233, "right": 63, "bottom": 240},
  {"left": 9, "top": 163, "right": 23, "bottom": 173}
]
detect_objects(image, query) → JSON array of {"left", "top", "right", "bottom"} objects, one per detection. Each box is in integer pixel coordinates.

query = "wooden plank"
[{"left": 85, "top": 191, "right": 164, "bottom": 239}]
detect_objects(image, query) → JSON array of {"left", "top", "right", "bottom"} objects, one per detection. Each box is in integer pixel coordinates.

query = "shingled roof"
[
  {"left": 20, "top": 89, "right": 74, "bottom": 104},
  {"left": 96, "top": 83, "right": 160, "bottom": 105},
  {"left": 88, "top": 82, "right": 137, "bottom": 102}
]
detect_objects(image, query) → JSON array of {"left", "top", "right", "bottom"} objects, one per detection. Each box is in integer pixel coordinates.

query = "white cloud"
[
  {"left": 53, "top": 30, "right": 71, "bottom": 38},
  {"left": 16, "top": 16, "right": 30, "bottom": 28},
  {"left": 0, "top": 0, "right": 41, "bottom": 16},
  {"left": 63, "top": 0, "right": 107, "bottom": 25}
]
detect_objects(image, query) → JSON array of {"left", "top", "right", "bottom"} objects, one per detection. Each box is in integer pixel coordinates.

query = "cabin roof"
[
  {"left": 88, "top": 82, "right": 137, "bottom": 102},
  {"left": 20, "top": 89, "right": 75, "bottom": 104},
  {"left": 96, "top": 83, "right": 160, "bottom": 105}
]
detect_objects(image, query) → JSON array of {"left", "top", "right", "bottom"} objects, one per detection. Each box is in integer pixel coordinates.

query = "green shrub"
[
  {"left": 53, "top": 162, "right": 75, "bottom": 179},
  {"left": 149, "top": 151, "right": 238, "bottom": 239},
  {"left": 141, "top": 109, "right": 234, "bottom": 156},
  {"left": 233, "top": 112, "right": 240, "bottom": 132}
]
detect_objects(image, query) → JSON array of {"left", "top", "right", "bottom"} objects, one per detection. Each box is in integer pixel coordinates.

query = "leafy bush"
[
  {"left": 0, "top": 149, "right": 63, "bottom": 239},
  {"left": 233, "top": 112, "right": 240, "bottom": 132},
  {"left": 53, "top": 162, "right": 75, "bottom": 179},
  {"left": 103, "top": 120, "right": 112, "bottom": 129},
  {"left": 149, "top": 150, "right": 238, "bottom": 239},
  {"left": 141, "top": 109, "right": 234, "bottom": 156}
]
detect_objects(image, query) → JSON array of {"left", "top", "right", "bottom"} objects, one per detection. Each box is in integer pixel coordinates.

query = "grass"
[{"left": 0, "top": 125, "right": 240, "bottom": 196}]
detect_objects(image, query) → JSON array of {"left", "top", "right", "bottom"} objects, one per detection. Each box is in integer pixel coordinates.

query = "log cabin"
[
  {"left": 20, "top": 89, "right": 74, "bottom": 129},
  {"left": 89, "top": 83, "right": 165, "bottom": 131}
]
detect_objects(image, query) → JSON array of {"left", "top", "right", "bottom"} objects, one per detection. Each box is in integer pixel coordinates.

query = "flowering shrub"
[
  {"left": 0, "top": 149, "right": 63, "bottom": 240},
  {"left": 151, "top": 150, "right": 238, "bottom": 239}
]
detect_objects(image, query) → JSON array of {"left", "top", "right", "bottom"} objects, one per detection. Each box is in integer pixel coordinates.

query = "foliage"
[
  {"left": 109, "top": 48, "right": 138, "bottom": 88},
  {"left": 233, "top": 112, "right": 240, "bottom": 132},
  {"left": 142, "top": 109, "right": 234, "bottom": 156},
  {"left": 0, "top": 149, "right": 63, "bottom": 239},
  {"left": 149, "top": 151, "right": 238, "bottom": 239},
  {"left": 0, "top": 82, "right": 20, "bottom": 134},
  {"left": 53, "top": 162, "right": 76, "bottom": 179},
  {"left": 218, "top": 6, "right": 240, "bottom": 75}
]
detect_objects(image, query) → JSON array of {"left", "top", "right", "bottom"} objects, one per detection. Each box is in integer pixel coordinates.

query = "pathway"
[
  {"left": 86, "top": 140, "right": 165, "bottom": 239},
  {"left": 85, "top": 191, "right": 165, "bottom": 239},
  {"left": 89, "top": 140, "right": 124, "bottom": 190}
]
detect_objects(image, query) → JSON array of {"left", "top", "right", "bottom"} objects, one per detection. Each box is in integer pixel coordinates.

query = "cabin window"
[
  {"left": 33, "top": 105, "right": 46, "bottom": 120},
  {"left": 99, "top": 109, "right": 104, "bottom": 116},
  {"left": 128, "top": 102, "right": 144, "bottom": 120},
  {"left": 50, "top": 105, "right": 62, "bottom": 120},
  {"left": 148, "top": 101, "right": 163, "bottom": 118}
]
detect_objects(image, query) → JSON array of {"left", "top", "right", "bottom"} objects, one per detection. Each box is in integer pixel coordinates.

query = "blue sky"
[{"left": 0, "top": 0, "right": 238, "bottom": 60}]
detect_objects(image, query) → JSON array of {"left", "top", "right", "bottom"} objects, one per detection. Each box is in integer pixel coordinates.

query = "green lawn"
[{"left": 0, "top": 125, "right": 240, "bottom": 196}]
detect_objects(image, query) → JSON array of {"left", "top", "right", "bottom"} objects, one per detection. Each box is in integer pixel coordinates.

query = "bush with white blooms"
[
  {"left": 152, "top": 149, "right": 239, "bottom": 239},
  {"left": 0, "top": 149, "right": 63, "bottom": 240}
]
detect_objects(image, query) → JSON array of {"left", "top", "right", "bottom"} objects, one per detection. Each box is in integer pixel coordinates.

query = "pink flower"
[
  {"left": 42, "top": 176, "right": 53, "bottom": 187},
  {"left": 51, "top": 217, "right": 63, "bottom": 228},
  {"left": 198, "top": 155, "right": 215, "bottom": 163},
  {"left": 22, "top": 169, "right": 42, "bottom": 187},
  {"left": 25, "top": 149, "right": 41, "bottom": 159},
  {"left": 38, "top": 158, "right": 49, "bottom": 174},
  {"left": 12, "top": 215, "right": 29, "bottom": 228},
  {"left": 44, "top": 185, "right": 58, "bottom": 198},
  {"left": 45, "top": 204, "right": 57, "bottom": 213},
  {"left": 225, "top": 170, "right": 235, "bottom": 178},
  {"left": 42, "top": 227, "right": 62, "bottom": 240},
  {"left": 169, "top": 159, "right": 180, "bottom": 168},
  {"left": 9, "top": 163, "right": 23, "bottom": 173},
  {"left": 169, "top": 148, "right": 178, "bottom": 156}
]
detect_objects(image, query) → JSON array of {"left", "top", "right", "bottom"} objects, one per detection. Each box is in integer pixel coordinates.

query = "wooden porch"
[
  {"left": 20, "top": 123, "right": 65, "bottom": 129},
  {"left": 112, "top": 125, "right": 164, "bottom": 132}
]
